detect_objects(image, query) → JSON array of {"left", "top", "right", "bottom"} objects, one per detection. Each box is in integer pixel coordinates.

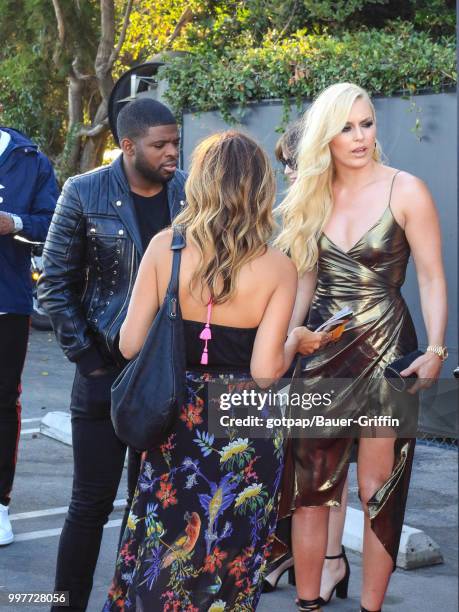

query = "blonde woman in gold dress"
[{"left": 275, "top": 83, "right": 448, "bottom": 612}]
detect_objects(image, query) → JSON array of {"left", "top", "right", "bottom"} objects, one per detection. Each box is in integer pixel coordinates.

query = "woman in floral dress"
[{"left": 103, "top": 131, "right": 327, "bottom": 611}]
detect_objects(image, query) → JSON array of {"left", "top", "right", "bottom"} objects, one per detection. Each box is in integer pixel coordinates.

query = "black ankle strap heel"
[
  {"left": 318, "top": 545, "right": 350, "bottom": 605},
  {"left": 298, "top": 598, "right": 322, "bottom": 611},
  {"left": 325, "top": 548, "right": 345, "bottom": 560},
  {"left": 361, "top": 607, "right": 382, "bottom": 612}
]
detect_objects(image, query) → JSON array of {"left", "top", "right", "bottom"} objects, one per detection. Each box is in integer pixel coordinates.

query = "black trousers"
[
  {"left": 0, "top": 314, "right": 30, "bottom": 507},
  {"left": 52, "top": 368, "right": 141, "bottom": 611}
]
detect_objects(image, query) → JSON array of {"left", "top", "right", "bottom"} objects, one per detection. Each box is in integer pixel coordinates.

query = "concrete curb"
[
  {"left": 40, "top": 411, "right": 444, "bottom": 570},
  {"left": 40, "top": 411, "right": 129, "bottom": 468},
  {"left": 40, "top": 411, "right": 71, "bottom": 446},
  {"left": 343, "top": 507, "right": 443, "bottom": 569}
]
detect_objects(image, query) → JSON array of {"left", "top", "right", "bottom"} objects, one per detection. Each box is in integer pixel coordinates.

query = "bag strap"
[{"left": 166, "top": 227, "right": 186, "bottom": 318}]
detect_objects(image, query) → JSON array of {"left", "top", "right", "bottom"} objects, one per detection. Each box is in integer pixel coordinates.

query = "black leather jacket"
[{"left": 38, "top": 155, "right": 187, "bottom": 374}]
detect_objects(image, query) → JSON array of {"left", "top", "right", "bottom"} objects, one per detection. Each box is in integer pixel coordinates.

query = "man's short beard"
[{"left": 134, "top": 154, "right": 173, "bottom": 185}]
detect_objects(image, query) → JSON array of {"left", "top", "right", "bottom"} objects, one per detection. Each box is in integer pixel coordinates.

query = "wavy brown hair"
[{"left": 173, "top": 131, "right": 276, "bottom": 304}]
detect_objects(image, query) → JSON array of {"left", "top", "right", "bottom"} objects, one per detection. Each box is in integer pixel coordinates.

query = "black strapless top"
[{"left": 183, "top": 320, "right": 258, "bottom": 372}]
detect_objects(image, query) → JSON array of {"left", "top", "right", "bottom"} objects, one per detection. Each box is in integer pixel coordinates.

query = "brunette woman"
[{"left": 103, "top": 131, "right": 327, "bottom": 611}]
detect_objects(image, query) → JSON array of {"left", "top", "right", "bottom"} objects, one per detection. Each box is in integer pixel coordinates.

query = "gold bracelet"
[{"left": 426, "top": 345, "right": 448, "bottom": 361}]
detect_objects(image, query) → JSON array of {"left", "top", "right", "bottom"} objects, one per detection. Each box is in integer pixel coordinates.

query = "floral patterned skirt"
[{"left": 103, "top": 371, "right": 285, "bottom": 612}]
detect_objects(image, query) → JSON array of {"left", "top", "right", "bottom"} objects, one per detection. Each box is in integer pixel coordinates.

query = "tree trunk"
[
  {"left": 64, "top": 74, "right": 84, "bottom": 176},
  {"left": 79, "top": 0, "right": 119, "bottom": 173},
  {"left": 52, "top": 0, "right": 135, "bottom": 177},
  {"left": 80, "top": 127, "right": 109, "bottom": 171}
]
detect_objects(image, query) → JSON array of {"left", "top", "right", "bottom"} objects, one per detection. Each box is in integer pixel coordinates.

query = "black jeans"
[
  {"left": 52, "top": 368, "right": 141, "bottom": 611},
  {"left": 0, "top": 314, "right": 29, "bottom": 507}
]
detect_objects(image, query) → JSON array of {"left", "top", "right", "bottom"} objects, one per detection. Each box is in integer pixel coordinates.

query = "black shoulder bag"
[{"left": 111, "top": 227, "right": 186, "bottom": 451}]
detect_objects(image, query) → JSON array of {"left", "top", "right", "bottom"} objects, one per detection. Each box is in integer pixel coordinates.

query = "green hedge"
[{"left": 159, "top": 22, "right": 456, "bottom": 123}]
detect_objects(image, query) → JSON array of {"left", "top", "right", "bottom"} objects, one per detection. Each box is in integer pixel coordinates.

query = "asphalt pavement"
[{"left": 0, "top": 328, "right": 457, "bottom": 612}]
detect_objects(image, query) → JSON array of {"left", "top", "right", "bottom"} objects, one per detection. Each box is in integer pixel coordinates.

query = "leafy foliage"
[
  {"left": 0, "top": 0, "right": 67, "bottom": 154},
  {"left": 114, "top": 0, "right": 188, "bottom": 68},
  {"left": 159, "top": 21, "right": 456, "bottom": 122},
  {"left": 0, "top": 0, "right": 455, "bottom": 176}
]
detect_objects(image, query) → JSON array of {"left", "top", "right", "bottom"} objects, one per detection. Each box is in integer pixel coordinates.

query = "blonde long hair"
[
  {"left": 173, "top": 131, "right": 276, "bottom": 304},
  {"left": 275, "top": 83, "right": 381, "bottom": 274}
]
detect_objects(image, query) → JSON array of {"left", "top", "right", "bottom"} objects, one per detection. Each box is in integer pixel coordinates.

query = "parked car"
[
  {"left": 30, "top": 243, "right": 52, "bottom": 330},
  {"left": 12, "top": 235, "right": 52, "bottom": 331}
]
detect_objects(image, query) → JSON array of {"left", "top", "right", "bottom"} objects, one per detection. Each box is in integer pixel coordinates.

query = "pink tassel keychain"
[{"left": 199, "top": 300, "right": 213, "bottom": 365}]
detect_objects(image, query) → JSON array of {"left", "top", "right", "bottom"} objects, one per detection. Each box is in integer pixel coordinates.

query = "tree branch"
[
  {"left": 51, "top": 0, "right": 66, "bottom": 44},
  {"left": 165, "top": 6, "right": 194, "bottom": 48},
  {"left": 108, "top": 0, "right": 134, "bottom": 69},
  {"left": 93, "top": 0, "right": 117, "bottom": 102},
  {"left": 275, "top": 0, "right": 299, "bottom": 42},
  {"left": 95, "top": 0, "right": 116, "bottom": 77},
  {"left": 72, "top": 58, "right": 96, "bottom": 82},
  {"left": 77, "top": 119, "right": 109, "bottom": 138}
]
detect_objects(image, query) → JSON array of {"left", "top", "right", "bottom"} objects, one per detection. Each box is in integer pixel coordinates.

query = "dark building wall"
[{"left": 182, "top": 92, "right": 458, "bottom": 370}]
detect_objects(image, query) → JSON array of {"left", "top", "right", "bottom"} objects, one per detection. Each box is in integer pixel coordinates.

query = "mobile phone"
[{"left": 321, "top": 315, "right": 353, "bottom": 341}]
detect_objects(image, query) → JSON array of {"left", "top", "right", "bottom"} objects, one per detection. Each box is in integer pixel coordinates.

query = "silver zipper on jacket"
[
  {"left": 80, "top": 268, "right": 90, "bottom": 302},
  {"left": 105, "top": 244, "right": 135, "bottom": 353}
]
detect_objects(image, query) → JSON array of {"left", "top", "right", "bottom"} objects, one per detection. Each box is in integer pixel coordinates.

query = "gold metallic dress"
[{"left": 278, "top": 177, "right": 418, "bottom": 567}]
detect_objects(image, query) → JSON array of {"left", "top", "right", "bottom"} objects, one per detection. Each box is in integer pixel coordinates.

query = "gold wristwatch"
[{"left": 426, "top": 345, "right": 448, "bottom": 361}]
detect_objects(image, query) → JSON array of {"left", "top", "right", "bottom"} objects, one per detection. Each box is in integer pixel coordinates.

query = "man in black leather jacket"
[{"left": 38, "top": 98, "right": 186, "bottom": 611}]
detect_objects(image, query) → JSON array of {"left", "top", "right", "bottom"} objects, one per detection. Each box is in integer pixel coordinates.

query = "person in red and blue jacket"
[{"left": 0, "top": 125, "right": 58, "bottom": 546}]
